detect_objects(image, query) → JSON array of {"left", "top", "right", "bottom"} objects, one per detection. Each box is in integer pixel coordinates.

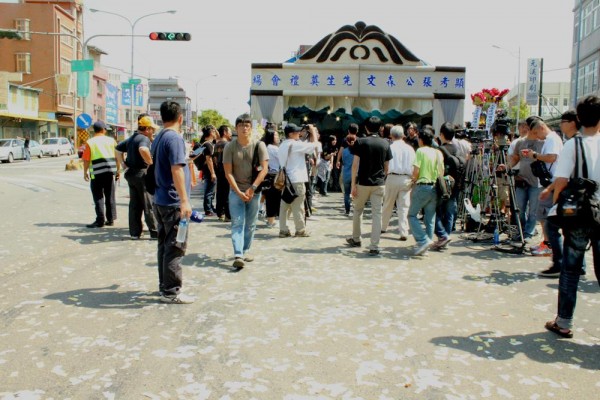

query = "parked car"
[
  {"left": 40, "top": 137, "right": 73, "bottom": 157},
  {"left": 0, "top": 138, "right": 25, "bottom": 163},
  {"left": 28, "top": 140, "right": 43, "bottom": 158}
]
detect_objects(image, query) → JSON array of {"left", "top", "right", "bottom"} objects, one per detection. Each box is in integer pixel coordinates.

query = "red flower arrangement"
[{"left": 471, "top": 88, "right": 510, "bottom": 105}]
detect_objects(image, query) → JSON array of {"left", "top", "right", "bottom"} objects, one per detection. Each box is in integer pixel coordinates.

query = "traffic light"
[
  {"left": 149, "top": 32, "right": 191, "bottom": 41},
  {"left": 0, "top": 30, "right": 23, "bottom": 40}
]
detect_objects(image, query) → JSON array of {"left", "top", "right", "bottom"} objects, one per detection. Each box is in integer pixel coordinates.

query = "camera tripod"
[{"left": 458, "top": 141, "right": 525, "bottom": 253}]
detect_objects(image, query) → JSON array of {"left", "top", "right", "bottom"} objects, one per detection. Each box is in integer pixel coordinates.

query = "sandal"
[{"left": 545, "top": 321, "right": 573, "bottom": 339}]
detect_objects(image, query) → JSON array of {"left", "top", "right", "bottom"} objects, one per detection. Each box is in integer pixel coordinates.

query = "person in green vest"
[{"left": 82, "top": 121, "right": 120, "bottom": 228}]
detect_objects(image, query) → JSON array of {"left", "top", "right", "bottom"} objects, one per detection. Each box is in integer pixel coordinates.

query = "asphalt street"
[{"left": 0, "top": 155, "right": 598, "bottom": 399}]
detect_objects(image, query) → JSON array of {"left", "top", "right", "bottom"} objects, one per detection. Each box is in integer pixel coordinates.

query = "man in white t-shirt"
[
  {"left": 523, "top": 117, "right": 564, "bottom": 276},
  {"left": 540, "top": 95, "right": 600, "bottom": 339},
  {"left": 278, "top": 123, "right": 319, "bottom": 237}
]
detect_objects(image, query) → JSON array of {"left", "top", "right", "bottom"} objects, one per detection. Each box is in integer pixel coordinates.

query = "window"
[
  {"left": 60, "top": 25, "right": 73, "bottom": 47},
  {"left": 60, "top": 57, "right": 71, "bottom": 74},
  {"left": 15, "top": 53, "right": 31, "bottom": 74},
  {"left": 14, "top": 18, "right": 30, "bottom": 40},
  {"left": 582, "top": 0, "right": 600, "bottom": 38},
  {"left": 563, "top": 98, "right": 569, "bottom": 107},
  {"left": 577, "top": 59, "right": 599, "bottom": 97},
  {"left": 96, "top": 80, "right": 104, "bottom": 95},
  {"left": 548, "top": 97, "right": 559, "bottom": 107}
]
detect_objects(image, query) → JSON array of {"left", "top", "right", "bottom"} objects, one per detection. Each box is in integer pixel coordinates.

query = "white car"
[
  {"left": 0, "top": 138, "right": 25, "bottom": 163},
  {"left": 28, "top": 140, "right": 43, "bottom": 158},
  {"left": 40, "top": 137, "right": 73, "bottom": 157}
]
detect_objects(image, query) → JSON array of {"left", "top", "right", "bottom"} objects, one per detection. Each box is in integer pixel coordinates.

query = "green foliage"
[
  {"left": 0, "top": 30, "right": 23, "bottom": 40},
  {"left": 196, "top": 109, "right": 230, "bottom": 130}
]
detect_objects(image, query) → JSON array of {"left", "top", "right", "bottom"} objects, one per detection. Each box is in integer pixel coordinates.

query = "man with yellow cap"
[{"left": 116, "top": 114, "right": 160, "bottom": 239}]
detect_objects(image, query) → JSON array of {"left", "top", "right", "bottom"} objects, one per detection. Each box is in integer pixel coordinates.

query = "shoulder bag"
[
  {"left": 274, "top": 143, "right": 293, "bottom": 191},
  {"left": 548, "top": 136, "right": 600, "bottom": 231},
  {"left": 435, "top": 149, "right": 454, "bottom": 200},
  {"left": 530, "top": 159, "right": 553, "bottom": 187}
]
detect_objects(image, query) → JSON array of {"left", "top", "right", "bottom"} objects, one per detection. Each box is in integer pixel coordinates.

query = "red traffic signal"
[{"left": 149, "top": 32, "right": 191, "bottom": 41}]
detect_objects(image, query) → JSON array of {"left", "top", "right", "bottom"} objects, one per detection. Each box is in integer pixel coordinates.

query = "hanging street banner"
[
  {"left": 526, "top": 58, "right": 541, "bottom": 106},
  {"left": 105, "top": 83, "right": 119, "bottom": 125}
]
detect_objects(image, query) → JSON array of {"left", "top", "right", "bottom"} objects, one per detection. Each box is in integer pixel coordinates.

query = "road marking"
[{"left": 7, "top": 181, "right": 51, "bottom": 193}]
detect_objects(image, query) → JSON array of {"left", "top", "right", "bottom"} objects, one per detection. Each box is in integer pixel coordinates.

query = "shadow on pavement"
[
  {"left": 44, "top": 284, "right": 158, "bottom": 309},
  {"left": 431, "top": 330, "right": 600, "bottom": 370},
  {"left": 547, "top": 280, "right": 600, "bottom": 294},
  {"left": 463, "top": 270, "right": 539, "bottom": 286}
]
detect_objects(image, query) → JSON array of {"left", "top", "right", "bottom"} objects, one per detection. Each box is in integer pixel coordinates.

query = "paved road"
[{"left": 0, "top": 156, "right": 598, "bottom": 399}]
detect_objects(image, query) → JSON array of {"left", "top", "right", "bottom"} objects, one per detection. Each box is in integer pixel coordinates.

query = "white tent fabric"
[
  {"left": 250, "top": 95, "right": 285, "bottom": 124},
  {"left": 284, "top": 96, "right": 433, "bottom": 116}
]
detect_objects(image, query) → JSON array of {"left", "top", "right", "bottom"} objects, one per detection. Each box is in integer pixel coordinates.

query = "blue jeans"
[
  {"left": 515, "top": 185, "right": 541, "bottom": 238},
  {"left": 228, "top": 190, "right": 260, "bottom": 258},
  {"left": 343, "top": 179, "right": 352, "bottom": 213},
  {"left": 408, "top": 184, "right": 438, "bottom": 245},
  {"left": 556, "top": 228, "right": 600, "bottom": 329},
  {"left": 544, "top": 218, "right": 563, "bottom": 269},
  {"left": 434, "top": 195, "right": 457, "bottom": 239},
  {"left": 203, "top": 177, "right": 216, "bottom": 213}
]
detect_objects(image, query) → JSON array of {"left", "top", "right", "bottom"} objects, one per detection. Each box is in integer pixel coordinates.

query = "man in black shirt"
[
  {"left": 116, "top": 115, "right": 159, "bottom": 239},
  {"left": 214, "top": 125, "right": 232, "bottom": 221},
  {"left": 404, "top": 122, "right": 420, "bottom": 151},
  {"left": 346, "top": 116, "right": 392, "bottom": 255}
]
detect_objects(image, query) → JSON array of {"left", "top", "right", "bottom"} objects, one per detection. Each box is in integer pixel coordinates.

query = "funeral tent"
[{"left": 250, "top": 21, "right": 466, "bottom": 134}]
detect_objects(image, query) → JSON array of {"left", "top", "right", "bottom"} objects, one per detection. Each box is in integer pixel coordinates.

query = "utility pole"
[{"left": 538, "top": 58, "right": 544, "bottom": 117}]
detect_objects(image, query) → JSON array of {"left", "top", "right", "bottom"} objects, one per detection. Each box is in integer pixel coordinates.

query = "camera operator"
[{"left": 504, "top": 121, "right": 543, "bottom": 242}]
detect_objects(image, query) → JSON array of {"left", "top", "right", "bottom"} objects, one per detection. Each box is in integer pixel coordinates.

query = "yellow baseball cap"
[{"left": 138, "top": 116, "right": 159, "bottom": 129}]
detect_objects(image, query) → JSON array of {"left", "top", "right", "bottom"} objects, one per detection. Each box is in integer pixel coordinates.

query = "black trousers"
[
  {"left": 90, "top": 173, "right": 116, "bottom": 224},
  {"left": 264, "top": 184, "right": 281, "bottom": 218},
  {"left": 125, "top": 169, "right": 157, "bottom": 237},
  {"left": 215, "top": 168, "right": 230, "bottom": 219},
  {"left": 154, "top": 204, "right": 186, "bottom": 296}
]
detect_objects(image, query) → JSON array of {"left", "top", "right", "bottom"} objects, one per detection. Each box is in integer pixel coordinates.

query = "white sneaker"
[
  {"left": 160, "top": 293, "right": 195, "bottom": 304},
  {"left": 414, "top": 239, "right": 433, "bottom": 256}
]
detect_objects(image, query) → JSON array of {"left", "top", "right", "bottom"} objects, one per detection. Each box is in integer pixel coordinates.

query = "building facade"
[
  {"left": 0, "top": 0, "right": 83, "bottom": 139},
  {"left": 571, "top": 0, "right": 600, "bottom": 104},
  {"left": 507, "top": 81, "right": 571, "bottom": 119},
  {"left": 148, "top": 78, "right": 191, "bottom": 135}
]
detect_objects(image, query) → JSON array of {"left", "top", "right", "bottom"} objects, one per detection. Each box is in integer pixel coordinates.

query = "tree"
[
  {"left": 196, "top": 109, "right": 230, "bottom": 130},
  {"left": 508, "top": 98, "right": 529, "bottom": 124}
]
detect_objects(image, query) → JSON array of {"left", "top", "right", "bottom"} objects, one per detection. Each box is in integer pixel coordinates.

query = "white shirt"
[
  {"left": 540, "top": 130, "right": 564, "bottom": 176},
  {"left": 267, "top": 144, "right": 280, "bottom": 172},
  {"left": 278, "top": 139, "right": 318, "bottom": 183},
  {"left": 387, "top": 139, "right": 415, "bottom": 175},
  {"left": 452, "top": 138, "right": 471, "bottom": 160},
  {"left": 555, "top": 133, "right": 600, "bottom": 199}
]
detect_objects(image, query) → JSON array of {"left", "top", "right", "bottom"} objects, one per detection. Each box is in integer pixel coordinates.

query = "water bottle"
[
  {"left": 493, "top": 227, "right": 500, "bottom": 245},
  {"left": 176, "top": 219, "right": 188, "bottom": 244},
  {"left": 190, "top": 210, "right": 204, "bottom": 223}
]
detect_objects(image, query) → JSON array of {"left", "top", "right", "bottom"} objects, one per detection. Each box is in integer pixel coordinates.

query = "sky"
[{"left": 84, "top": 0, "right": 575, "bottom": 124}]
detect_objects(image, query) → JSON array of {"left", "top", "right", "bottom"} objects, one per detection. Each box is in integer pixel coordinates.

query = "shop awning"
[{"left": 0, "top": 112, "right": 58, "bottom": 123}]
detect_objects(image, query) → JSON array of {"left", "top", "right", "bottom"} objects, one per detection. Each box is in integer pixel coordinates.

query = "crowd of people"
[{"left": 78, "top": 96, "right": 600, "bottom": 338}]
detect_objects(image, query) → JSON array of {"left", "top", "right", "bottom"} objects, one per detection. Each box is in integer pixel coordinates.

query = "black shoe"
[
  {"left": 150, "top": 231, "right": 158, "bottom": 239},
  {"left": 399, "top": 236, "right": 408, "bottom": 241},
  {"left": 346, "top": 238, "right": 362, "bottom": 247},
  {"left": 539, "top": 266, "right": 561, "bottom": 278},
  {"left": 105, "top": 220, "right": 114, "bottom": 226},
  {"left": 86, "top": 221, "right": 104, "bottom": 228},
  {"left": 369, "top": 249, "right": 381, "bottom": 256}
]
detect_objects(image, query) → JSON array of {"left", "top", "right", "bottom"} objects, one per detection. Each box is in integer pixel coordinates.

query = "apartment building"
[{"left": 571, "top": 0, "right": 600, "bottom": 104}]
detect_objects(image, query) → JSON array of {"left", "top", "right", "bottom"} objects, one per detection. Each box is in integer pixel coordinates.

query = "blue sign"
[
  {"left": 76, "top": 113, "right": 92, "bottom": 129},
  {"left": 134, "top": 84, "right": 144, "bottom": 107},
  {"left": 105, "top": 83, "right": 118, "bottom": 125},
  {"left": 121, "top": 86, "right": 132, "bottom": 106}
]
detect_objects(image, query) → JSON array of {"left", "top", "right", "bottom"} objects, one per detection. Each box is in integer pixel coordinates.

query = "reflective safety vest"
[{"left": 88, "top": 135, "right": 117, "bottom": 178}]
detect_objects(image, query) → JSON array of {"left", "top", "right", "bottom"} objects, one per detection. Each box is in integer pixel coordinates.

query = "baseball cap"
[
  {"left": 560, "top": 110, "right": 578, "bottom": 123},
  {"left": 93, "top": 120, "right": 110, "bottom": 131},
  {"left": 138, "top": 116, "right": 159, "bottom": 129},
  {"left": 284, "top": 123, "right": 302, "bottom": 135}
]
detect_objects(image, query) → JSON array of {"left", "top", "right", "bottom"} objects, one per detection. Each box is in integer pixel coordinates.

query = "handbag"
[
  {"left": 549, "top": 136, "right": 600, "bottom": 230},
  {"left": 274, "top": 143, "right": 293, "bottom": 191},
  {"left": 280, "top": 170, "right": 298, "bottom": 204},
  {"left": 530, "top": 159, "right": 553, "bottom": 187}
]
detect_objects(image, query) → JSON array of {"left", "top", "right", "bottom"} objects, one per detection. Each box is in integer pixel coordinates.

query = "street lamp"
[
  {"left": 194, "top": 74, "right": 218, "bottom": 130},
  {"left": 492, "top": 44, "right": 521, "bottom": 129},
  {"left": 89, "top": 8, "right": 176, "bottom": 134}
]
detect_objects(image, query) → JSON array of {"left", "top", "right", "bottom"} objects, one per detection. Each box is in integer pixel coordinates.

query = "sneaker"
[
  {"left": 105, "top": 220, "right": 114, "bottom": 226},
  {"left": 539, "top": 266, "right": 561, "bottom": 278},
  {"left": 279, "top": 231, "right": 292, "bottom": 238},
  {"left": 369, "top": 249, "right": 381, "bottom": 256},
  {"left": 243, "top": 254, "right": 254, "bottom": 262},
  {"left": 160, "top": 293, "right": 195, "bottom": 304},
  {"left": 205, "top": 211, "right": 215, "bottom": 217},
  {"left": 218, "top": 215, "right": 225, "bottom": 222},
  {"left": 346, "top": 237, "right": 362, "bottom": 247},
  {"left": 295, "top": 230, "right": 310, "bottom": 237},
  {"left": 414, "top": 239, "right": 433, "bottom": 256},
  {"left": 233, "top": 257, "right": 245, "bottom": 268},
  {"left": 531, "top": 242, "right": 552, "bottom": 257},
  {"left": 530, "top": 241, "right": 551, "bottom": 252},
  {"left": 431, "top": 237, "right": 452, "bottom": 250}
]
